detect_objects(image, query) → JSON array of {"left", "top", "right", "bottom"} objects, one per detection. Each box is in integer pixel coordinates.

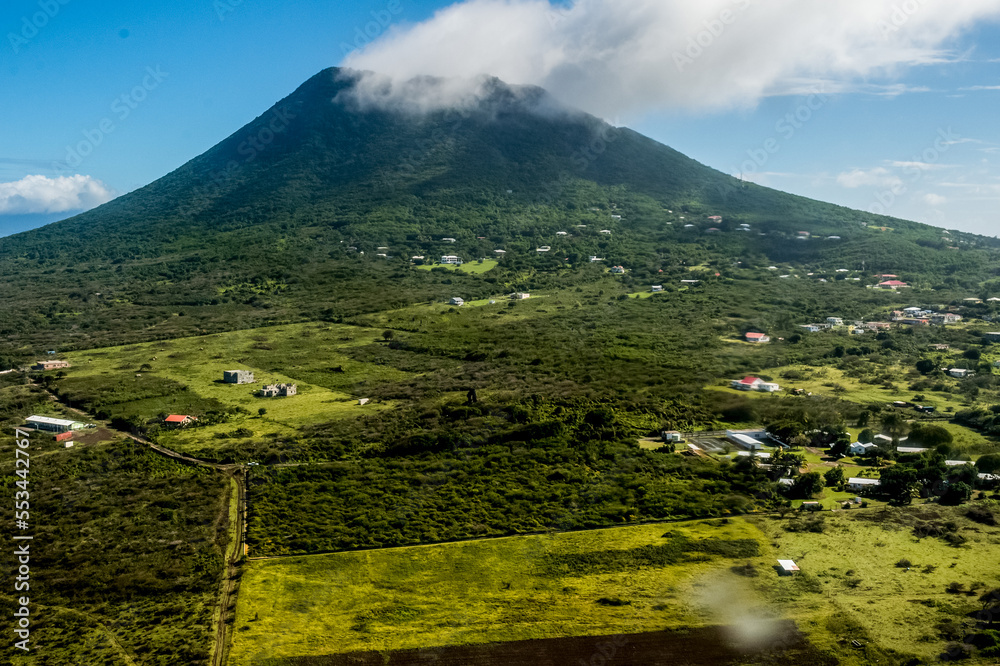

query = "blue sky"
[{"left": 2, "top": 0, "right": 1000, "bottom": 237}]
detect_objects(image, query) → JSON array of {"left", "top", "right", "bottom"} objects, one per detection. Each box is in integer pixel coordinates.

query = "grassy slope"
[{"left": 229, "top": 508, "right": 1000, "bottom": 665}]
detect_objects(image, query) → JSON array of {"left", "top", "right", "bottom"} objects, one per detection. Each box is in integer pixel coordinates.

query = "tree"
[
  {"left": 258, "top": 408, "right": 267, "bottom": 417},
  {"left": 916, "top": 359, "right": 936, "bottom": 374},
  {"left": 964, "top": 348, "right": 982, "bottom": 361},
  {"left": 879, "top": 465, "right": 919, "bottom": 504},
  {"left": 880, "top": 411, "right": 909, "bottom": 443},
  {"left": 908, "top": 423, "right": 953, "bottom": 448},
  {"left": 790, "top": 472, "right": 824, "bottom": 499},
  {"left": 824, "top": 466, "right": 845, "bottom": 487},
  {"left": 828, "top": 437, "right": 849, "bottom": 458},
  {"left": 940, "top": 481, "right": 972, "bottom": 505},
  {"left": 858, "top": 428, "right": 875, "bottom": 443},
  {"left": 382, "top": 330, "right": 394, "bottom": 341},
  {"left": 976, "top": 454, "right": 1000, "bottom": 474}
]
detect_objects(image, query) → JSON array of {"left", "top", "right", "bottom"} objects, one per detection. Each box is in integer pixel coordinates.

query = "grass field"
[
  {"left": 228, "top": 520, "right": 764, "bottom": 664},
  {"left": 62, "top": 322, "right": 407, "bottom": 454},
  {"left": 415, "top": 259, "right": 499, "bottom": 274},
  {"left": 229, "top": 507, "right": 1000, "bottom": 665}
]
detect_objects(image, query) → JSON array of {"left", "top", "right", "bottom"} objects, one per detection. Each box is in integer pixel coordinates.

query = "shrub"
[{"left": 896, "top": 558, "right": 912, "bottom": 568}]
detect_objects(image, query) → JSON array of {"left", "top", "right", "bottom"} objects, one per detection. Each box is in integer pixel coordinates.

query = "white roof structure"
[
  {"left": 944, "top": 460, "right": 972, "bottom": 466},
  {"left": 777, "top": 559, "right": 800, "bottom": 573},
  {"left": 848, "top": 477, "right": 880, "bottom": 486},
  {"left": 26, "top": 415, "right": 79, "bottom": 428},
  {"left": 896, "top": 446, "right": 929, "bottom": 454}
]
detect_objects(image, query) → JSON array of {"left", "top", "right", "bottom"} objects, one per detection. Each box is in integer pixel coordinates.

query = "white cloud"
[
  {"left": 344, "top": 0, "right": 1000, "bottom": 117},
  {"left": 923, "top": 193, "right": 947, "bottom": 206},
  {"left": 836, "top": 167, "right": 903, "bottom": 189},
  {"left": 887, "top": 160, "right": 954, "bottom": 170},
  {"left": 0, "top": 175, "right": 115, "bottom": 215},
  {"left": 960, "top": 84, "right": 1000, "bottom": 90}
]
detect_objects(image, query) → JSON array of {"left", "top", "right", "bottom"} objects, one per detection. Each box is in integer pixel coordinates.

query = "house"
[
  {"left": 931, "top": 313, "right": 962, "bottom": 325},
  {"left": 610, "top": 266, "right": 626, "bottom": 274},
  {"left": 745, "top": 332, "right": 770, "bottom": 343},
  {"left": 494, "top": 249, "right": 506, "bottom": 255},
  {"left": 931, "top": 344, "right": 951, "bottom": 351},
  {"left": 358, "top": 398, "right": 370, "bottom": 406},
  {"left": 945, "top": 460, "right": 973, "bottom": 467},
  {"left": 708, "top": 215, "right": 722, "bottom": 222},
  {"left": 863, "top": 322, "right": 892, "bottom": 331},
  {"left": 449, "top": 297, "right": 465, "bottom": 306},
  {"left": 64, "top": 441, "right": 74, "bottom": 448},
  {"left": 599, "top": 229, "right": 612, "bottom": 234},
  {"left": 826, "top": 236, "right": 841, "bottom": 240},
  {"left": 874, "top": 434, "right": 893, "bottom": 445},
  {"left": 164, "top": 414, "right": 195, "bottom": 427},
  {"left": 54, "top": 431, "right": 74, "bottom": 442},
  {"left": 847, "top": 477, "right": 881, "bottom": 492},
  {"left": 897, "top": 446, "right": 929, "bottom": 454},
  {"left": 441, "top": 237, "right": 457, "bottom": 243},
  {"left": 224, "top": 370, "right": 255, "bottom": 384},
  {"left": 726, "top": 429, "right": 770, "bottom": 449},
  {"left": 948, "top": 368, "right": 971, "bottom": 379},
  {"left": 799, "top": 324, "right": 822, "bottom": 333},
  {"left": 556, "top": 231, "right": 569, "bottom": 236},
  {"left": 651, "top": 285, "right": 663, "bottom": 293},
  {"left": 32, "top": 359, "right": 71, "bottom": 371},
  {"left": 706, "top": 227, "right": 720, "bottom": 233},
  {"left": 536, "top": 246, "right": 551, "bottom": 252},
  {"left": 661, "top": 431, "right": 683, "bottom": 442},
  {"left": 441, "top": 255, "right": 463, "bottom": 265},
  {"left": 610, "top": 214, "right": 622, "bottom": 220},
  {"left": 680, "top": 279, "right": 700, "bottom": 284},
  {"left": 984, "top": 332, "right": 1000, "bottom": 343},
  {"left": 877, "top": 280, "right": 910, "bottom": 289},
  {"left": 848, "top": 442, "right": 877, "bottom": 456},
  {"left": 736, "top": 450, "right": 772, "bottom": 459},
  {"left": 777, "top": 559, "right": 800, "bottom": 575},
  {"left": 510, "top": 292, "right": 530, "bottom": 300},
  {"left": 258, "top": 383, "right": 297, "bottom": 397},
  {"left": 25, "top": 415, "right": 84, "bottom": 433},
  {"left": 589, "top": 256, "right": 604, "bottom": 262},
  {"left": 730, "top": 377, "right": 780, "bottom": 392},
  {"left": 411, "top": 256, "right": 425, "bottom": 261},
  {"left": 826, "top": 317, "right": 844, "bottom": 326}
]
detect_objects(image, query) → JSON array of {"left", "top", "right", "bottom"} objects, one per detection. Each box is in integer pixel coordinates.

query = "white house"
[
  {"left": 731, "top": 376, "right": 780, "bottom": 392},
  {"left": 799, "top": 324, "right": 822, "bottom": 333},
  {"left": 600, "top": 229, "right": 612, "bottom": 234},
  {"left": 556, "top": 231, "right": 569, "bottom": 236},
  {"left": 897, "top": 446, "right": 929, "bottom": 454},
  {"left": 441, "top": 255, "right": 463, "bottom": 265},
  {"left": 589, "top": 256, "right": 604, "bottom": 262},
  {"left": 827, "top": 317, "right": 844, "bottom": 326},
  {"left": 441, "top": 237, "right": 457, "bottom": 243},
  {"left": 651, "top": 285, "right": 663, "bottom": 293},
  {"left": 536, "top": 246, "right": 551, "bottom": 252},
  {"left": 848, "top": 442, "right": 878, "bottom": 456},
  {"left": 25, "top": 415, "right": 84, "bottom": 433},
  {"left": 727, "top": 429, "right": 770, "bottom": 450},
  {"left": 494, "top": 249, "right": 506, "bottom": 255},
  {"left": 661, "top": 431, "right": 683, "bottom": 442},
  {"left": 948, "top": 368, "right": 971, "bottom": 379},
  {"left": 847, "top": 477, "right": 881, "bottom": 492},
  {"left": 777, "top": 560, "right": 800, "bottom": 575},
  {"left": 449, "top": 297, "right": 465, "bottom": 306},
  {"left": 510, "top": 292, "right": 530, "bottom": 300},
  {"left": 610, "top": 266, "right": 626, "bottom": 274}
]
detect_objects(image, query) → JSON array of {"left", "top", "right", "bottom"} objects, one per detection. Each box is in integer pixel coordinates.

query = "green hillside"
[{"left": 2, "top": 67, "right": 998, "bottom": 363}]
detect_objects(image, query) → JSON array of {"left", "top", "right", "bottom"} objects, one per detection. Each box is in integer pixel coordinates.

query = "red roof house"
[
  {"left": 54, "top": 431, "right": 74, "bottom": 442},
  {"left": 164, "top": 414, "right": 195, "bottom": 426},
  {"left": 745, "top": 332, "right": 770, "bottom": 343},
  {"left": 878, "top": 280, "right": 910, "bottom": 288}
]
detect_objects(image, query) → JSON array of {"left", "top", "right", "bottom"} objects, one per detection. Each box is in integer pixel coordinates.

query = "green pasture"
[
  {"left": 415, "top": 259, "right": 498, "bottom": 274},
  {"left": 229, "top": 520, "right": 762, "bottom": 664}
]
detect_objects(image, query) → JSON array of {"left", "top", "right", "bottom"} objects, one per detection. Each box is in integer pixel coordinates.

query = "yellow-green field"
[
  {"left": 62, "top": 322, "right": 410, "bottom": 452},
  {"left": 229, "top": 509, "right": 1000, "bottom": 665},
  {"left": 415, "top": 259, "right": 499, "bottom": 274}
]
